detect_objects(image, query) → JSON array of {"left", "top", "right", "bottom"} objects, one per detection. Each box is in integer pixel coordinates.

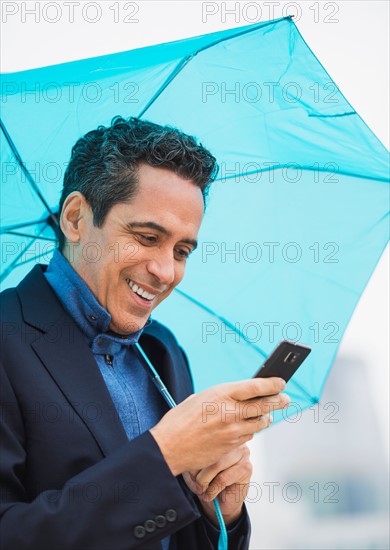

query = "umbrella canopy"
[{"left": 1, "top": 16, "right": 388, "bottom": 421}]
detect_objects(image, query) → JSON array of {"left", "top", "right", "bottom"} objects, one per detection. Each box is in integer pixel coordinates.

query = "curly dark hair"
[{"left": 57, "top": 116, "right": 218, "bottom": 250}]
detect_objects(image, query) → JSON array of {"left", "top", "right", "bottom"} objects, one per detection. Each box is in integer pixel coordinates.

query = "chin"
[{"left": 116, "top": 317, "right": 147, "bottom": 335}]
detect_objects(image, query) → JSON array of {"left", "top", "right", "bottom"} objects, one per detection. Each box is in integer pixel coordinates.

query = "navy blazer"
[{"left": 0, "top": 265, "right": 251, "bottom": 549}]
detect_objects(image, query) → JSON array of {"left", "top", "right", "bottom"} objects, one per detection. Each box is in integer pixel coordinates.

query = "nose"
[{"left": 146, "top": 251, "right": 176, "bottom": 287}]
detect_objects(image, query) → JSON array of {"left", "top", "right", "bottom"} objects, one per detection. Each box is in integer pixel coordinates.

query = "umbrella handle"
[
  {"left": 135, "top": 343, "right": 229, "bottom": 550},
  {"left": 214, "top": 498, "right": 228, "bottom": 550}
]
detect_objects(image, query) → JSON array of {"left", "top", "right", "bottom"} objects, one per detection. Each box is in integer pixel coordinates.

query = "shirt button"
[
  {"left": 105, "top": 354, "right": 113, "bottom": 366},
  {"left": 165, "top": 509, "right": 177, "bottom": 522},
  {"left": 144, "top": 519, "right": 156, "bottom": 533},
  {"left": 155, "top": 515, "right": 167, "bottom": 528},
  {"left": 89, "top": 315, "right": 97, "bottom": 321},
  {"left": 133, "top": 525, "right": 146, "bottom": 539}
]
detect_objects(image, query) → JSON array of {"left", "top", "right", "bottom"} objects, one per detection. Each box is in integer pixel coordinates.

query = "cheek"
[
  {"left": 174, "top": 263, "right": 186, "bottom": 284},
  {"left": 118, "top": 241, "right": 145, "bottom": 268}
]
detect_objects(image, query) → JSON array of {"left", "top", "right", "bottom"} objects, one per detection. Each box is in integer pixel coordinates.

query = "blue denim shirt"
[{"left": 45, "top": 249, "right": 170, "bottom": 549}]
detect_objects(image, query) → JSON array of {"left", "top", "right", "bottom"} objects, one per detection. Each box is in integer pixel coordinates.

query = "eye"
[
  {"left": 138, "top": 234, "right": 157, "bottom": 244},
  {"left": 174, "top": 248, "right": 191, "bottom": 260}
]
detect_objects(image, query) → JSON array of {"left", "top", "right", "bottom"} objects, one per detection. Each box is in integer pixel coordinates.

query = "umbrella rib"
[
  {"left": 0, "top": 219, "right": 49, "bottom": 233},
  {"left": 4, "top": 230, "right": 56, "bottom": 242},
  {"left": 138, "top": 16, "right": 292, "bottom": 118},
  {"left": 138, "top": 56, "right": 195, "bottom": 118},
  {"left": 0, "top": 118, "right": 59, "bottom": 227},
  {"left": 0, "top": 224, "right": 49, "bottom": 284},
  {"left": 173, "top": 287, "right": 268, "bottom": 359}
]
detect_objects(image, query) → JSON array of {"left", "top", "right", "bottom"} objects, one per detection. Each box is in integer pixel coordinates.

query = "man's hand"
[
  {"left": 182, "top": 442, "right": 258, "bottom": 526},
  {"left": 150, "top": 377, "right": 290, "bottom": 476}
]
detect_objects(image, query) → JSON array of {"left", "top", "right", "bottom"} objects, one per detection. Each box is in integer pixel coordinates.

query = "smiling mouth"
[{"left": 126, "top": 278, "right": 159, "bottom": 301}]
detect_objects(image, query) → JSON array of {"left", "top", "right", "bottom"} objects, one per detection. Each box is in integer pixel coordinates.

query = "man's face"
[{"left": 68, "top": 164, "right": 204, "bottom": 334}]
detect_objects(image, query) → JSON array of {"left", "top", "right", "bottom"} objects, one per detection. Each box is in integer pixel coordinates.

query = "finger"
[
  {"left": 227, "top": 378, "right": 286, "bottom": 401},
  {"left": 240, "top": 393, "right": 291, "bottom": 419},
  {"left": 203, "top": 479, "right": 251, "bottom": 504},
  {"left": 188, "top": 469, "right": 202, "bottom": 479},
  {"left": 196, "top": 446, "right": 248, "bottom": 489},
  {"left": 182, "top": 471, "right": 206, "bottom": 496},
  {"left": 238, "top": 433, "right": 255, "bottom": 444},
  {"left": 241, "top": 413, "right": 273, "bottom": 437},
  {"left": 202, "top": 459, "right": 253, "bottom": 501}
]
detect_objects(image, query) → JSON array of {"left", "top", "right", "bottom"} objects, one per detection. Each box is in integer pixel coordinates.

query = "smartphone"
[{"left": 253, "top": 340, "right": 311, "bottom": 383}]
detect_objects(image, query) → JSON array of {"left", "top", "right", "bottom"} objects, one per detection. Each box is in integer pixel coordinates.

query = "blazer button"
[
  {"left": 134, "top": 525, "right": 146, "bottom": 538},
  {"left": 144, "top": 519, "right": 156, "bottom": 533},
  {"left": 165, "top": 509, "right": 177, "bottom": 522},
  {"left": 155, "top": 515, "right": 167, "bottom": 528}
]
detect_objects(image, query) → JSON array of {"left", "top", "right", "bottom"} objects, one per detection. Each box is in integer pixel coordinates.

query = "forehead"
[
  {"left": 112, "top": 164, "right": 205, "bottom": 232},
  {"left": 136, "top": 163, "right": 203, "bottom": 200}
]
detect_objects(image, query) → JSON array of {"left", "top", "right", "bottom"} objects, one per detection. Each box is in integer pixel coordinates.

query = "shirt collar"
[{"left": 44, "top": 249, "right": 152, "bottom": 347}]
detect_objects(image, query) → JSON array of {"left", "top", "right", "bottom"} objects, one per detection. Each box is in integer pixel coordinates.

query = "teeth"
[{"left": 126, "top": 279, "right": 157, "bottom": 300}]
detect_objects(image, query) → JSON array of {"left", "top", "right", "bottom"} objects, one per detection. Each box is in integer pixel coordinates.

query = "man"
[{"left": 0, "top": 117, "right": 289, "bottom": 549}]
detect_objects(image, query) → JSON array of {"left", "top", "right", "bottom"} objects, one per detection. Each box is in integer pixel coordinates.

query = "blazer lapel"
[
  {"left": 18, "top": 265, "right": 129, "bottom": 457},
  {"left": 140, "top": 324, "right": 194, "bottom": 405}
]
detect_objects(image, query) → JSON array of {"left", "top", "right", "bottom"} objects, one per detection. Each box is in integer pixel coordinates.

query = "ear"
[{"left": 60, "top": 192, "right": 91, "bottom": 244}]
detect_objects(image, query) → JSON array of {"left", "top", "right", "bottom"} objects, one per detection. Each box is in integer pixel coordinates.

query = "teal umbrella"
[{"left": 1, "top": 16, "right": 388, "bottom": 422}]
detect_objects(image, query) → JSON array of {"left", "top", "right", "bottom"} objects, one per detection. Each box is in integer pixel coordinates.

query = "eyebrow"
[{"left": 126, "top": 221, "right": 198, "bottom": 250}]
